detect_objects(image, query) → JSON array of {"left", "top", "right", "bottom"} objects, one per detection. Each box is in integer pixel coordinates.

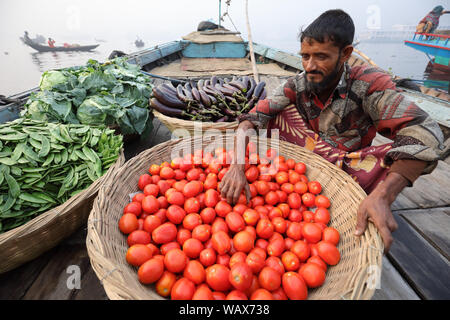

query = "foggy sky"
[{"left": 1, "top": 0, "right": 449, "bottom": 48}]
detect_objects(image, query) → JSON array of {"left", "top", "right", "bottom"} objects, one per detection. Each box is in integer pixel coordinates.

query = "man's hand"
[
  {"left": 354, "top": 172, "right": 409, "bottom": 254},
  {"left": 219, "top": 164, "right": 252, "bottom": 205}
]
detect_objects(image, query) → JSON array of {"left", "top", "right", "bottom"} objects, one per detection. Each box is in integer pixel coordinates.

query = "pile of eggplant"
[{"left": 150, "top": 76, "right": 267, "bottom": 122}]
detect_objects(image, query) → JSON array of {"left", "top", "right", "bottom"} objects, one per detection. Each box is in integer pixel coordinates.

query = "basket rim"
[
  {"left": 87, "top": 136, "right": 383, "bottom": 300},
  {"left": 153, "top": 110, "right": 239, "bottom": 128}
]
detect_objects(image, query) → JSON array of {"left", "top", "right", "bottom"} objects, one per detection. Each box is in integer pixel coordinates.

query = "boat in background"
[{"left": 21, "top": 36, "right": 99, "bottom": 53}]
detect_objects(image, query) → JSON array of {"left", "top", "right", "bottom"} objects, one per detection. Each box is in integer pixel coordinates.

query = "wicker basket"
[
  {"left": 0, "top": 151, "right": 125, "bottom": 274},
  {"left": 153, "top": 110, "right": 239, "bottom": 135},
  {"left": 86, "top": 135, "right": 383, "bottom": 300}
]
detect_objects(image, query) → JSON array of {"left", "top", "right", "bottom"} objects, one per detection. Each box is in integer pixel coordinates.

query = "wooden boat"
[
  {"left": 22, "top": 37, "right": 99, "bottom": 53},
  {"left": 0, "top": 28, "right": 449, "bottom": 300}
]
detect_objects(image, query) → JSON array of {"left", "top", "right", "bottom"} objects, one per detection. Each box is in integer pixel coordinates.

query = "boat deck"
[{"left": 0, "top": 112, "right": 449, "bottom": 300}]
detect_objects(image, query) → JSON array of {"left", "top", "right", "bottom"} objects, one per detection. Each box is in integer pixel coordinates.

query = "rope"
[
  {"left": 245, "top": 0, "right": 260, "bottom": 83},
  {"left": 221, "top": 0, "right": 239, "bottom": 32}
]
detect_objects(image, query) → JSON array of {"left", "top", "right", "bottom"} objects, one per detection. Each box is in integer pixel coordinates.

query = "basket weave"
[
  {"left": 153, "top": 110, "right": 239, "bottom": 135},
  {"left": 0, "top": 151, "right": 125, "bottom": 274},
  {"left": 86, "top": 135, "right": 383, "bottom": 300}
]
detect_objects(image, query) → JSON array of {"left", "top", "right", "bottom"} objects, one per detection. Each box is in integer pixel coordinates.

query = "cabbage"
[
  {"left": 26, "top": 100, "right": 49, "bottom": 121},
  {"left": 39, "top": 71, "right": 68, "bottom": 91},
  {"left": 76, "top": 96, "right": 108, "bottom": 125}
]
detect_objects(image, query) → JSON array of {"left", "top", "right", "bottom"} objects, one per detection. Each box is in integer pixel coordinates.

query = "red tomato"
[
  {"left": 119, "top": 213, "right": 139, "bottom": 234},
  {"left": 315, "top": 195, "right": 331, "bottom": 208},
  {"left": 204, "top": 189, "right": 220, "bottom": 208},
  {"left": 317, "top": 241, "right": 340, "bottom": 265},
  {"left": 256, "top": 219, "right": 274, "bottom": 239},
  {"left": 282, "top": 272, "right": 308, "bottom": 300},
  {"left": 151, "top": 175, "right": 161, "bottom": 184},
  {"left": 264, "top": 191, "right": 280, "bottom": 206},
  {"left": 272, "top": 217, "right": 287, "bottom": 234},
  {"left": 229, "top": 252, "right": 247, "bottom": 268},
  {"left": 184, "top": 260, "right": 206, "bottom": 285},
  {"left": 173, "top": 180, "right": 187, "bottom": 193},
  {"left": 215, "top": 201, "right": 232, "bottom": 217},
  {"left": 294, "top": 162, "right": 307, "bottom": 175},
  {"left": 281, "top": 251, "right": 300, "bottom": 271},
  {"left": 206, "top": 264, "right": 231, "bottom": 292},
  {"left": 204, "top": 177, "right": 218, "bottom": 190},
  {"left": 211, "top": 217, "right": 229, "bottom": 234},
  {"left": 323, "top": 227, "right": 340, "bottom": 246},
  {"left": 307, "top": 255, "right": 328, "bottom": 272},
  {"left": 182, "top": 213, "right": 202, "bottom": 230},
  {"left": 302, "top": 223, "right": 322, "bottom": 244},
  {"left": 229, "top": 262, "right": 253, "bottom": 291},
  {"left": 267, "top": 238, "right": 285, "bottom": 257},
  {"left": 182, "top": 180, "right": 202, "bottom": 198},
  {"left": 160, "top": 242, "right": 180, "bottom": 255},
  {"left": 157, "top": 196, "right": 169, "bottom": 209},
  {"left": 259, "top": 267, "right": 282, "bottom": 291},
  {"left": 308, "top": 181, "right": 322, "bottom": 195},
  {"left": 166, "top": 205, "right": 186, "bottom": 225},
  {"left": 301, "top": 193, "right": 316, "bottom": 207},
  {"left": 243, "top": 208, "right": 259, "bottom": 226},
  {"left": 303, "top": 210, "right": 315, "bottom": 223},
  {"left": 183, "top": 238, "right": 204, "bottom": 259},
  {"left": 200, "top": 207, "right": 216, "bottom": 224},
  {"left": 315, "top": 207, "right": 331, "bottom": 225},
  {"left": 155, "top": 271, "right": 176, "bottom": 297},
  {"left": 217, "top": 254, "right": 231, "bottom": 266},
  {"left": 166, "top": 191, "right": 185, "bottom": 206},
  {"left": 275, "top": 171, "right": 289, "bottom": 185},
  {"left": 152, "top": 222, "right": 177, "bottom": 244},
  {"left": 183, "top": 198, "right": 200, "bottom": 214},
  {"left": 192, "top": 224, "right": 212, "bottom": 242},
  {"left": 254, "top": 180, "right": 269, "bottom": 196},
  {"left": 272, "top": 287, "right": 288, "bottom": 300},
  {"left": 142, "top": 195, "right": 160, "bottom": 214},
  {"left": 212, "top": 291, "right": 227, "bottom": 300},
  {"left": 287, "top": 193, "right": 302, "bottom": 209},
  {"left": 294, "top": 182, "right": 308, "bottom": 194},
  {"left": 288, "top": 209, "right": 303, "bottom": 222},
  {"left": 176, "top": 227, "right": 191, "bottom": 246},
  {"left": 281, "top": 183, "right": 294, "bottom": 194},
  {"left": 127, "top": 230, "right": 151, "bottom": 246},
  {"left": 250, "top": 289, "right": 273, "bottom": 300},
  {"left": 186, "top": 168, "right": 201, "bottom": 181},
  {"left": 299, "top": 263, "right": 326, "bottom": 288},
  {"left": 288, "top": 171, "right": 302, "bottom": 185},
  {"left": 265, "top": 256, "right": 285, "bottom": 275},
  {"left": 211, "top": 231, "right": 231, "bottom": 255},
  {"left": 286, "top": 222, "right": 303, "bottom": 241},
  {"left": 126, "top": 244, "right": 153, "bottom": 267},
  {"left": 192, "top": 284, "right": 214, "bottom": 300},
  {"left": 246, "top": 251, "right": 266, "bottom": 274},
  {"left": 291, "top": 240, "right": 311, "bottom": 262},
  {"left": 138, "top": 174, "right": 152, "bottom": 190},
  {"left": 245, "top": 166, "right": 259, "bottom": 183},
  {"left": 164, "top": 248, "right": 187, "bottom": 273},
  {"left": 285, "top": 238, "right": 294, "bottom": 250},
  {"left": 138, "top": 257, "right": 164, "bottom": 284},
  {"left": 154, "top": 209, "right": 167, "bottom": 223},
  {"left": 233, "top": 231, "right": 255, "bottom": 253},
  {"left": 226, "top": 290, "right": 248, "bottom": 300},
  {"left": 132, "top": 193, "right": 146, "bottom": 203},
  {"left": 171, "top": 278, "right": 195, "bottom": 300},
  {"left": 226, "top": 212, "right": 245, "bottom": 233},
  {"left": 160, "top": 167, "right": 175, "bottom": 180},
  {"left": 123, "top": 202, "right": 142, "bottom": 216},
  {"left": 310, "top": 243, "right": 319, "bottom": 257},
  {"left": 143, "top": 184, "right": 159, "bottom": 197},
  {"left": 199, "top": 248, "right": 217, "bottom": 267}
]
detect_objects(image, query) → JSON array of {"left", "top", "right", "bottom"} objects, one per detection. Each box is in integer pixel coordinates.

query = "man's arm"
[{"left": 356, "top": 68, "right": 448, "bottom": 252}]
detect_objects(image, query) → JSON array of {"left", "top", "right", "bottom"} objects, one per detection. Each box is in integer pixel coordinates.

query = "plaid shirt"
[{"left": 245, "top": 64, "right": 447, "bottom": 173}]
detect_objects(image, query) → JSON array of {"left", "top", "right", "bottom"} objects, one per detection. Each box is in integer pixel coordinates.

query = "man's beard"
[{"left": 305, "top": 55, "right": 343, "bottom": 94}]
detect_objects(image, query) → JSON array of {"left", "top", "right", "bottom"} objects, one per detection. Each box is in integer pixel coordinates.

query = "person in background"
[
  {"left": 416, "top": 5, "right": 450, "bottom": 34},
  {"left": 219, "top": 9, "right": 449, "bottom": 254},
  {"left": 47, "top": 38, "right": 56, "bottom": 48}
]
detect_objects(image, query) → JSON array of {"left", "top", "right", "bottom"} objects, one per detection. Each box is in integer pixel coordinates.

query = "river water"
[{"left": 0, "top": 34, "right": 438, "bottom": 97}]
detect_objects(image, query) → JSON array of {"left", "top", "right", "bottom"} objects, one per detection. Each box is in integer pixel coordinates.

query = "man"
[
  {"left": 416, "top": 5, "right": 449, "bottom": 34},
  {"left": 219, "top": 10, "right": 448, "bottom": 253}
]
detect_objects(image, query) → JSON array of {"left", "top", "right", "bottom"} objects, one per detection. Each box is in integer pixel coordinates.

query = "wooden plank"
[
  {"left": 250, "top": 42, "right": 303, "bottom": 70},
  {"left": 372, "top": 256, "right": 421, "bottom": 300},
  {"left": 72, "top": 266, "right": 108, "bottom": 300},
  {"left": 0, "top": 249, "right": 54, "bottom": 299},
  {"left": 391, "top": 161, "right": 450, "bottom": 211},
  {"left": 387, "top": 214, "right": 450, "bottom": 299},
  {"left": 398, "top": 207, "right": 450, "bottom": 261},
  {"left": 127, "top": 41, "right": 184, "bottom": 68},
  {"left": 183, "top": 42, "right": 247, "bottom": 59}
]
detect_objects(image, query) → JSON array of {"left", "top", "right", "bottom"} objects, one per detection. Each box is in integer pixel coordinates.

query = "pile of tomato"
[{"left": 118, "top": 144, "right": 341, "bottom": 300}]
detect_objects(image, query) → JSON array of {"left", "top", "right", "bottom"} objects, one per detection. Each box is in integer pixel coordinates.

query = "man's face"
[{"left": 300, "top": 38, "right": 344, "bottom": 93}]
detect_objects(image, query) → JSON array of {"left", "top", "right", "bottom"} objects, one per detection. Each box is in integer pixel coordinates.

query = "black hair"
[{"left": 299, "top": 9, "right": 355, "bottom": 49}]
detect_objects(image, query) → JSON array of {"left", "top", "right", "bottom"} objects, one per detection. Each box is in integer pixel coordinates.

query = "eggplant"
[
  {"left": 205, "top": 79, "right": 211, "bottom": 86},
  {"left": 183, "top": 87, "right": 194, "bottom": 101},
  {"left": 162, "top": 82, "right": 177, "bottom": 93},
  {"left": 197, "top": 79, "right": 205, "bottom": 91},
  {"left": 191, "top": 87, "right": 201, "bottom": 102},
  {"left": 253, "top": 81, "right": 266, "bottom": 100},
  {"left": 184, "top": 82, "right": 192, "bottom": 91},
  {"left": 246, "top": 78, "right": 257, "bottom": 99},
  {"left": 223, "top": 83, "right": 240, "bottom": 93},
  {"left": 228, "top": 80, "right": 247, "bottom": 93},
  {"left": 150, "top": 98, "right": 187, "bottom": 118},
  {"left": 242, "top": 76, "right": 251, "bottom": 91},
  {"left": 215, "top": 84, "right": 235, "bottom": 97},
  {"left": 210, "top": 76, "right": 218, "bottom": 86},
  {"left": 198, "top": 89, "right": 212, "bottom": 107},
  {"left": 152, "top": 86, "right": 186, "bottom": 109},
  {"left": 217, "top": 115, "right": 229, "bottom": 123},
  {"left": 218, "top": 78, "right": 224, "bottom": 86},
  {"left": 259, "top": 88, "right": 267, "bottom": 100}
]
